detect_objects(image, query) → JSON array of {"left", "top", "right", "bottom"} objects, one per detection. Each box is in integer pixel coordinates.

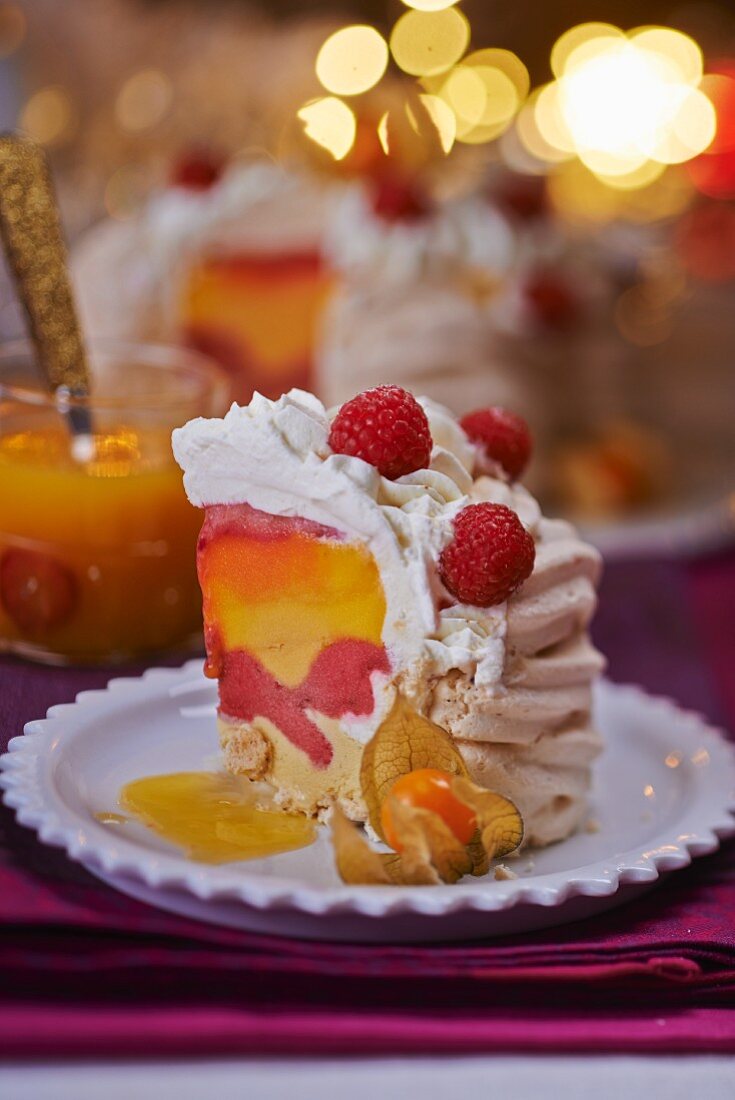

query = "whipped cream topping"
[
  {"left": 322, "top": 185, "right": 515, "bottom": 285},
  {"left": 173, "top": 389, "right": 539, "bottom": 739},
  {"left": 144, "top": 160, "right": 330, "bottom": 257}
]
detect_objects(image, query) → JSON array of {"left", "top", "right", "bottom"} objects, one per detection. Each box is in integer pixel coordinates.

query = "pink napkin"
[{"left": 1, "top": 553, "right": 734, "bottom": 1058}]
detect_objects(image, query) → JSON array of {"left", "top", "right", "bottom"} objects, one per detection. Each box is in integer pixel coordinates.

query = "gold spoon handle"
[{"left": 0, "top": 134, "right": 90, "bottom": 396}]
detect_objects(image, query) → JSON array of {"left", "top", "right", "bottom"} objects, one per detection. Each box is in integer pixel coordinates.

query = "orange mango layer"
[
  {"left": 199, "top": 522, "right": 386, "bottom": 688},
  {"left": 180, "top": 252, "right": 333, "bottom": 400}
]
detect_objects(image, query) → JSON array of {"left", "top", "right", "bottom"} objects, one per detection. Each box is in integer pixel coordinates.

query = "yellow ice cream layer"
[
  {"left": 182, "top": 257, "right": 333, "bottom": 375},
  {"left": 200, "top": 530, "right": 386, "bottom": 687}
]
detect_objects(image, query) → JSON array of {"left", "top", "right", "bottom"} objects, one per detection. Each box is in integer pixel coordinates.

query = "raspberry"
[
  {"left": 460, "top": 407, "right": 533, "bottom": 481},
  {"left": 439, "top": 503, "right": 535, "bottom": 607},
  {"left": 524, "top": 271, "right": 579, "bottom": 331},
  {"left": 0, "top": 549, "right": 78, "bottom": 634},
  {"left": 495, "top": 174, "right": 548, "bottom": 222},
  {"left": 328, "top": 386, "right": 433, "bottom": 480},
  {"left": 170, "top": 150, "right": 224, "bottom": 191},
  {"left": 370, "top": 176, "right": 432, "bottom": 223}
]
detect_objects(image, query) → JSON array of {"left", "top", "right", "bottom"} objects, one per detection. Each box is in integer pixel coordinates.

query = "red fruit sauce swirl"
[
  {"left": 199, "top": 504, "right": 390, "bottom": 768},
  {"left": 198, "top": 502, "right": 341, "bottom": 549},
  {"left": 215, "top": 637, "right": 390, "bottom": 769}
]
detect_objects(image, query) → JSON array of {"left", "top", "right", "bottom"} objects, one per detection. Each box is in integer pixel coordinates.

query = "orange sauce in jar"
[{"left": 0, "top": 426, "right": 202, "bottom": 663}]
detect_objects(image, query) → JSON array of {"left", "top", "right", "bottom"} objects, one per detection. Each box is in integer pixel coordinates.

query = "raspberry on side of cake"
[{"left": 172, "top": 386, "right": 604, "bottom": 845}]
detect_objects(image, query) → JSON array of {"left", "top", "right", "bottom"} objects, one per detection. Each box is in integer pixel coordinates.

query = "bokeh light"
[
  {"left": 417, "top": 94, "right": 456, "bottom": 153},
  {"left": 377, "top": 111, "right": 390, "bottom": 155},
  {"left": 561, "top": 43, "right": 678, "bottom": 167},
  {"left": 424, "top": 48, "right": 528, "bottom": 145},
  {"left": 0, "top": 2, "right": 25, "bottom": 58},
  {"left": 316, "top": 26, "right": 388, "bottom": 97},
  {"left": 468, "top": 48, "right": 530, "bottom": 102},
  {"left": 297, "top": 97, "right": 356, "bottom": 161},
  {"left": 300, "top": 4, "right": 531, "bottom": 163},
  {"left": 531, "top": 25, "right": 716, "bottom": 190},
  {"left": 390, "top": 7, "right": 469, "bottom": 78},
  {"left": 551, "top": 23, "right": 625, "bottom": 79},
  {"left": 116, "top": 70, "right": 172, "bottom": 132},
  {"left": 19, "top": 86, "right": 75, "bottom": 146},
  {"left": 375, "top": 92, "right": 455, "bottom": 162},
  {"left": 441, "top": 67, "right": 487, "bottom": 129},
  {"left": 516, "top": 90, "right": 572, "bottom": 165},
  {"left": 688, "top": 64, "right": 735, "bottom": 199},
  {"left": 646, "top": 86, "right": 715, "bottom": 164},
  {"left": 597, "top": 158, "right": 666, "bottom": 191},
  {"left": 455, "top": 72, "right": 519, "bottom": 144},
  {"left": 614, "top": 285, "right": 674, "bottom": 347},
  {"left": 548, "top": 158, "right": 692, "bottom": 225},
  {"left": 630, "top": 27, "right": 703, "bottom": 86},
  {"left": 104, "top": 165, "right": 152, "bottom": 221},
  {"left": 534, "top": 82, "right": 576, "bottom": 155},
  {"left": 300, "top": 14, "right": 713, "bottom": 176},
  {"left": 498, "top": 121, "right": 550, "bottom": 175},
  {"left": 400, "top": 0, "right": 459, "bottom": 10}
]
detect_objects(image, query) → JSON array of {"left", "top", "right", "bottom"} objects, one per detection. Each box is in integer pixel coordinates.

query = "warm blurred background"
[{"left": 2, "top": 0, "right": 735, "bottom": 552}]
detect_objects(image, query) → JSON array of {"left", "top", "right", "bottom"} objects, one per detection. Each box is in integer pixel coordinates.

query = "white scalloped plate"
[{"left": 2, "top": 662, "right": 734, "bottom": 942}]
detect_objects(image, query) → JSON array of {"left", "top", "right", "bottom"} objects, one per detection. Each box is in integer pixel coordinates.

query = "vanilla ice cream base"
[
  {"left": 173, "top": 390, "right": 604, "bottom": 844},
  {"left": 218, "top": 713, "right": 366, "bottom": 821}
]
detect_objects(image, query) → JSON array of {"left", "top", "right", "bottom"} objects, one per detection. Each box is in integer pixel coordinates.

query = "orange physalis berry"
[{"left": 380, "top": 768, "right": 477, "bottom": 852}]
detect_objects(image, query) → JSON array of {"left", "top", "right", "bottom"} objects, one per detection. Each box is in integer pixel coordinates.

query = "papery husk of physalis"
[
  {"left": 360, "top": 692, "right": 469, "bottom": 840},
  {"left": 332, "top": 781, "right": 523, "bottom": 887},
  {"left": 331, "top": 806, "right": 403, "bottom": 885},
  {"left": 449, "top": 776, "right": 525, "bottom": 877},
  {"left": 331, "top": 801, "right": 469, "bottom": 887}
]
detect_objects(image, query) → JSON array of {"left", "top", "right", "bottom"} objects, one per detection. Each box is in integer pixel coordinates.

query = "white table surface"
[{"left": 1, "top": 1056, "right": 734, "bottom": 1100}]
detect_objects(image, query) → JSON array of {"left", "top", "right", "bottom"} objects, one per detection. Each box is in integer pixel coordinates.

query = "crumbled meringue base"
[
  {"left": 217, "top": 713, "right": 367, "bottom": 823},
  {"left": 217, "top": 704, "right": 600, "bottom": 847},
  {"left": 457, "top": 734, "right": 600, "bottom": 848}
]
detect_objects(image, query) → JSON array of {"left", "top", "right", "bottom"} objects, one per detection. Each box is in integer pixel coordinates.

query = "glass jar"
[{"left": 0, "top": 340, "right": 229, "bottom": 665}]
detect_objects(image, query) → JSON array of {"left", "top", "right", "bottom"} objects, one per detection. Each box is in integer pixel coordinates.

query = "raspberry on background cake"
[
  {"left": 173, "top": 386, "right": 604, "bottom": 846},
  {"left": 460, "top": 406, "right": 533, "bottom": 482}
]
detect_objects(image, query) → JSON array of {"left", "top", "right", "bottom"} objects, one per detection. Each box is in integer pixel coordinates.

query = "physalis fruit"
[
  {"left": 331, "top": 693, "right": 524, "bottom": 887},
  {"left": 381, "top": 768, "right": 477, "bottom": 851}
]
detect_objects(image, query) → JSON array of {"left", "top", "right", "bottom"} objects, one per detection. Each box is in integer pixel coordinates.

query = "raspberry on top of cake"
[{"left": 173, "top": 386, "right": 604, "bottom": 845}]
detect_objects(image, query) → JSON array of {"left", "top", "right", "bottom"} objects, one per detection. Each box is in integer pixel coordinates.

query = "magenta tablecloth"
[{"left": 1, "top": 551, "right": 734, "bottom": 1059}]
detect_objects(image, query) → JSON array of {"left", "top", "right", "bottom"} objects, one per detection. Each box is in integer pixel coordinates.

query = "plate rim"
[
  {"left": 1, "top": 661, "right": 734, "bottom": 920},
  {"left": 579, "top": 493, "right": 735, "bottom": 560}
]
